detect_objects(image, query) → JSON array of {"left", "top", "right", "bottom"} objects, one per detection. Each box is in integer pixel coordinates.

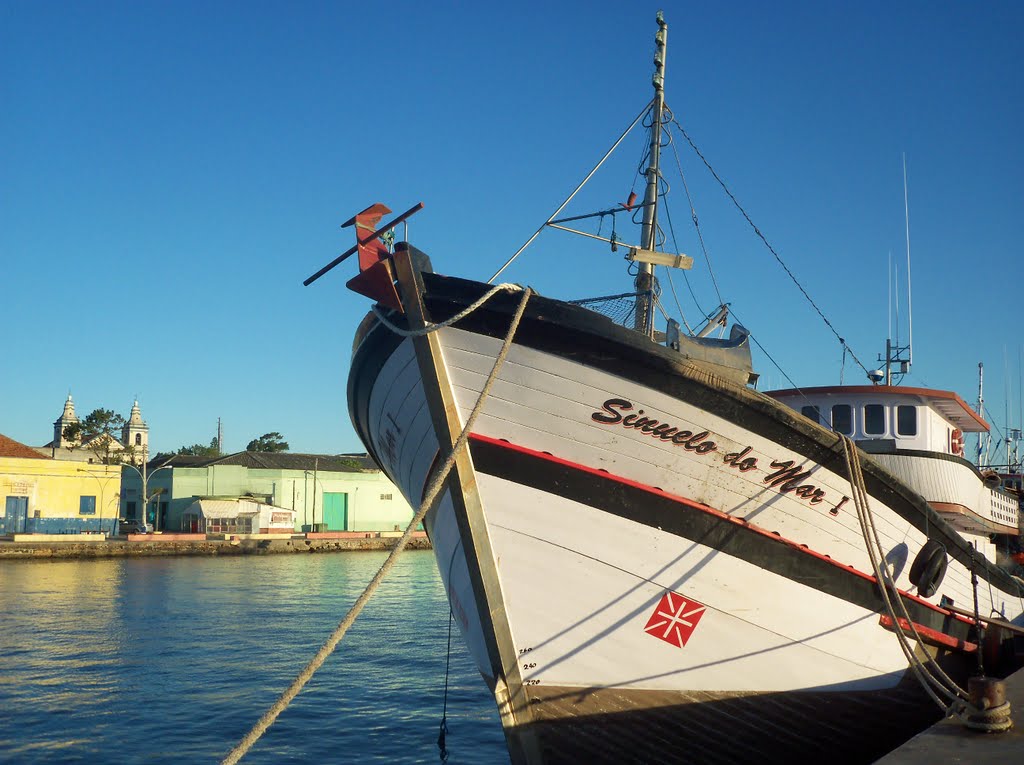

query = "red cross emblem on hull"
[{"left": 643, "top": 591, "right": 707, "bottom": 648}]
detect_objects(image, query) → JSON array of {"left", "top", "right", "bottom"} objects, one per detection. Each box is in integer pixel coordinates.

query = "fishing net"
[{"left": 569, "top": 290, "right": 654, "bottom": 329}]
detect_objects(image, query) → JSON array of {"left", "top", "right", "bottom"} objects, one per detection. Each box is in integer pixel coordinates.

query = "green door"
[{"left": 322, "top": 492, "right": 348, "bottom": 531}]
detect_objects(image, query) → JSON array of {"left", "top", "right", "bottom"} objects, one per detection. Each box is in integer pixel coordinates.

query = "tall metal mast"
[{"left": 634, "top": 11, "right": 668, "bottom": 336}]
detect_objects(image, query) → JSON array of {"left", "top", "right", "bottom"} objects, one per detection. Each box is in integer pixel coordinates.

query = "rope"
[
  {"left": 437, "top": 608, "right": 453, "bottom": 762},
  {"left": 840, "top": 436, "right": 969, "bottom": 715},
  {"left": 373, "top": 283, "right": 521, "bottom": 337},
  {"left": 221, "top": 286, "right": 534, "bottom": 765}
]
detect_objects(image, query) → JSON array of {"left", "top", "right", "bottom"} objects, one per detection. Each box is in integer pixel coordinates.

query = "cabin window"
[
  {"left": 896, "top": 405, "right": 917, "bottom": 436},
  {"left": 864, "top": 404, "right": 885, "bottom": 435},
  {"left": 831, "top": 404, "right": 853, "bottom": 435},
  {"left": 801, "top": 405, "right": 821, "bottom": 425}
]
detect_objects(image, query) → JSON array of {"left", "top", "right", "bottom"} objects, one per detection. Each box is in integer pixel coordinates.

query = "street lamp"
[
  {"left": 304, "top": 460, "right": 323, "bottom": 532},
  {"left": 76, "top": 468, "right": 118, "bottom": 535},
  {"left": 121, "top": 463, "right": 173, "bottom": 532}
]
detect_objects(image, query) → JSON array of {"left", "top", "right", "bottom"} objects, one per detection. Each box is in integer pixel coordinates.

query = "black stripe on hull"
[
  {"left": 468, "top": 435, "right": 982, "bottom": 646},
  {"left": 347, "top": 271, "right": 1022, "bottom": 597}
]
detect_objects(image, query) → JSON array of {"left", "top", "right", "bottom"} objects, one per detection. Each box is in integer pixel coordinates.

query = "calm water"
[{"left": 0, "top": 551, "right": 509, "bottom": 764}]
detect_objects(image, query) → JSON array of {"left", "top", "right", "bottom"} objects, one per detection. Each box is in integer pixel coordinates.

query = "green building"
[{"left": 122, "top": 452, "right": 413, "bottom": 533}]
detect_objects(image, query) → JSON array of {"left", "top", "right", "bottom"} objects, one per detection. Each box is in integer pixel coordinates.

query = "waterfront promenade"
[{"left": 0, "top": 530, "right": 430, "bottom": 559}]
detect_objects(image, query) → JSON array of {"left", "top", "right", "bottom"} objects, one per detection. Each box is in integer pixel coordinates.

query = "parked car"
[{"left": 119, "top": 519, "right": 152, "bottom": 535}]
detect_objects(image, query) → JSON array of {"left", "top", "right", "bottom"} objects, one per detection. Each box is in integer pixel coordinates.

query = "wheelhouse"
[{"left": 766, "top": 385, "right": 988, "bottom": 457}]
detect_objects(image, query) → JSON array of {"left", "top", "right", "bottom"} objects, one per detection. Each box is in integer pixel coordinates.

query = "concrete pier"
[
  {"left": 0, "top": 531, "right": 430, "bottom": 559},
  {"left": 877, "top": 666, "right": 1024, "bottom": 763}
]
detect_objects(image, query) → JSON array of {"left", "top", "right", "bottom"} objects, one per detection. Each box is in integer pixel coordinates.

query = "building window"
[
  {"left": 126, "top": 501, "right": 137, "bottom": 519},
  {"left": 380, "top": 493, "right": 393, "bottom": 501},
  {"left": 135, "top": 433, "right": 142, "bottom": 446},
  {"left": 800, "top": 406, "right": 821, "bottom": 425},
  {"left": 80, "top": 496, "right": 96, "bottom": 515},
  {"left": 896, "top": 405, "right": 917, "bottom": 436},
  {"left": 864, "top": 404, "right": 885, "bottom": 435},
  {"left": 831, "top": 404, "right": 853, "bottom": 435},
  {"left": 205, "top": 517, "right": 254, "bottom": 534}
]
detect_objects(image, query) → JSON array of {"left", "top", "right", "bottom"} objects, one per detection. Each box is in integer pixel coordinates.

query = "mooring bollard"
[{"left": 963, "top": 676, "right": 1013, "bottom": 733}]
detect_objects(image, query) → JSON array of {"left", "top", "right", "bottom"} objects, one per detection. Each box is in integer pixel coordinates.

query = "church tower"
[
  {"left": 53, "top": 394, "right": 80, "bottom": 448},
  {"left": 121, "top": 399, "right": 149, "bottom": 463}
]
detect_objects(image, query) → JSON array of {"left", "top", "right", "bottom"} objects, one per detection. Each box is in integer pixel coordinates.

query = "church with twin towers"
[{"left": 39, "top": 394, "right": 150, "bottom": 464}]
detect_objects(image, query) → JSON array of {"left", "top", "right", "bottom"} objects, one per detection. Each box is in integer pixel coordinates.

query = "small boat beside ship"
[{"left": 315, "top": 12, "right": 1024, "bottom": 764}]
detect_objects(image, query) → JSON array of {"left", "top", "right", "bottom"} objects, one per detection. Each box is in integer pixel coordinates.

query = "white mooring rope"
[
  {"left": 837, "top": 433, "right": 1016, "bottom": 733},
  {"left": 372, "top": 282, "right": 523, "bottom": 337},
  {"left": 221, "top": 286, "right": 533, "bottom": 765},
  {"left": 841, "top": 436, "right": 968, "bottom": 715}
]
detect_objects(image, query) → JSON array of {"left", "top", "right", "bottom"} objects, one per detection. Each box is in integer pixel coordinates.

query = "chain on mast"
[{"left": 634, "top": 11, "right": 667, "bottom": 336}]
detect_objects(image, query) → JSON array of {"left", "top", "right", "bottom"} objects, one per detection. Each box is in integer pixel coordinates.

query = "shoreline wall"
[{"left": 0, "top": 535, "right": 431, "bottom": 560}]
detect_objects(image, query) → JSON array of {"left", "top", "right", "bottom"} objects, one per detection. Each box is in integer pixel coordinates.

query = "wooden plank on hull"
[{"left": 391, "top": 248, "right": 541, "bottom": 764}]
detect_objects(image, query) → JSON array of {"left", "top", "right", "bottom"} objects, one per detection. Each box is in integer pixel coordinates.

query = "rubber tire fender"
[{"left": 909, "top": 539, "right": 948, "bottom": 598}]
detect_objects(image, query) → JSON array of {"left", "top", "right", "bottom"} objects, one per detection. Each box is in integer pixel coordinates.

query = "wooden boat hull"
[{"left": 347, "top": 265, "right": 1024, "bottom": 763}]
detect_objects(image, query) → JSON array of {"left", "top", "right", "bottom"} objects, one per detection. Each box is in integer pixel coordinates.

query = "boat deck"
[{"left": 877, "top": 665, "right": 1024, "bottom": 763}]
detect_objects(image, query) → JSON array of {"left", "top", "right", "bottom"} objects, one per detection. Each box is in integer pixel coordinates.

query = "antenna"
[
  {"left": 887, "top": 251, "right": 892, "bottom": 342},
  {"left": 881, "top": 157, "right": 914, "bottom": 385},
  {"left": 894, "top": 261, "right": 900, "bottom": 353},
  {"left": 977, "top": 362, "right": 985, "bottom": 466},
  {"left": 903, "top": 153, "right": 914, "bottom": 367}
]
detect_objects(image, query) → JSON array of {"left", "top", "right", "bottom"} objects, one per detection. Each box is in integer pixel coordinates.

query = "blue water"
[{"left": 0, "top": 551, "right": 509, "bottom": 764}]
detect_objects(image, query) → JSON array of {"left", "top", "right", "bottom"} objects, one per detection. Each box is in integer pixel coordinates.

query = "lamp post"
[
  {"left": 304, "top": 463, "right": 323, "bottom": 532},
  {"left": 76, "top": 468, "right": 118, "bottom": 535},
  {"left": 121, "top": 463, "right": 173, "bottom": 531}
]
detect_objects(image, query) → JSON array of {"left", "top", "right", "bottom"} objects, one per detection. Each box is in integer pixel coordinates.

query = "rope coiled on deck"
[{"left": 221, "top": 286, "right": 533, "bottom": 765}]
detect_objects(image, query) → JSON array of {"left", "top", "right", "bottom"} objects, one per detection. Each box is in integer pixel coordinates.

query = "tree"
[
  {"left": 62, "top": 422, "right": 83, "bottom": 454},
  {"left": 177, "top": 438, "right": 220, "bottom": 457},
  {"left": 246, "top": 432, "right": 289, "bottom": 452},
  {"left": 65, "top": 408, "right": 128, "bottom": 464}
]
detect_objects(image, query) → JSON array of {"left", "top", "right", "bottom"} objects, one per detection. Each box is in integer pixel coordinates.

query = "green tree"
[
  {"left": 177, "top": 438, "right": 221, "bottom": 456},
  {"left": 64, "top": 408, "right": 129, "bottom": 464},
  {"left": 246, "top": 432, "right": 289, "bottom": 452},
  {"left": 61, "top": 422, "right": 83, "bottom": 454}
]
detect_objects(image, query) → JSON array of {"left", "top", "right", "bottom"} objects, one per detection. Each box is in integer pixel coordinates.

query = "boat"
[{"left": 314, "top": 12, "right": 1024, "bottom": 764}]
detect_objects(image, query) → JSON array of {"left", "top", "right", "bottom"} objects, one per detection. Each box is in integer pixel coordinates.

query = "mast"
[{"left": 634, "top": 11, "right": 668, "bottom": 336}]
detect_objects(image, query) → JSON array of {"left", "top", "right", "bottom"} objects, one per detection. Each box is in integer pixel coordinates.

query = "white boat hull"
[{"left": 348, "top": 269, "right": 1024, "bottom": 763}]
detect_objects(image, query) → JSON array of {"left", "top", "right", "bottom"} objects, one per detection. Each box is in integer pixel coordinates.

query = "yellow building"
[{"left": 1, "top": 434, "right": 122, "bottom": 535}]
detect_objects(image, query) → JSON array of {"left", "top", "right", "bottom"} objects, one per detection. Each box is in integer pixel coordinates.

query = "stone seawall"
[{"left": 0, "top": 535, "right": 431, "bottom": 560}]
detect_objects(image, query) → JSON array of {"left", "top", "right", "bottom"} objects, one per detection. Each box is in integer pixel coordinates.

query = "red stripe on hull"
[
  {"left": 468, "top": 432, "right": 973, "bottom": 626},
  {"left": 879, "top": 615, "right": 977, "bottom": 653}
]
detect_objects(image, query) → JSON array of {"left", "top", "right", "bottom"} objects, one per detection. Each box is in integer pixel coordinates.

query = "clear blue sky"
[{"left": 2, "top": 2, "right": 1022, "bottom": 460}]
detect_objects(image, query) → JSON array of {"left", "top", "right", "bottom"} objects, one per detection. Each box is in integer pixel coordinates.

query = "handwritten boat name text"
[{"left": 591, "top": 397, "right": 832, "bottom": 508}]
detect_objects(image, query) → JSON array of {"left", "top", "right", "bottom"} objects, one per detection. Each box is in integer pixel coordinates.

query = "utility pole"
[{"left": 312, "top": 457, "right": 319, "bottom": 530}]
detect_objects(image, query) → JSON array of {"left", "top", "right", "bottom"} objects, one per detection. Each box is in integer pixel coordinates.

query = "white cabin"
[
  {"left": 767, "top": 385, "right": 985, "bottom": 457},
  {"left": 768, "top": 385, "right": 1019, "bottom": 564}
]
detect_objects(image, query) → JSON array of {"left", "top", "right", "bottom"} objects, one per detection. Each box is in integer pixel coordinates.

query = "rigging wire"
[
  {"left": 671, "top": 117, "right": 870, "bottom": 376},
  {"left": 667, "top": 122, "right": 725, "bottom": 308},
  {"left": 488, "top": 99, "right": 654, "bottom": 283},
  {"left": 728, "top": 306, "right": 805, "bottom": 395}
]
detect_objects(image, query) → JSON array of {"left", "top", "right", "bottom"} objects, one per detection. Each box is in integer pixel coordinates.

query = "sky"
[{"left": 2, "top": 1, "right": 1022, "bottom": 461}]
